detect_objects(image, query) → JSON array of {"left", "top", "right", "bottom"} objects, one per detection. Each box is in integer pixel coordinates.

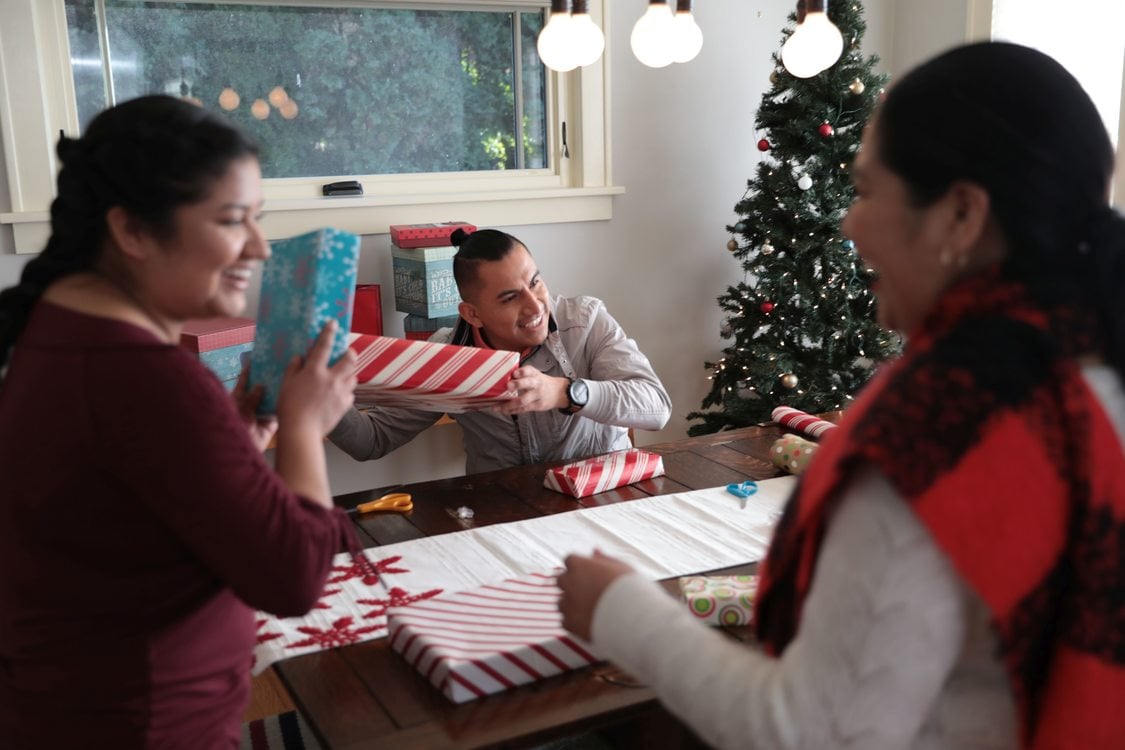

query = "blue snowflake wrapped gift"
[{"left": 249, "top": 227, "right": 360, "bottom": 414}]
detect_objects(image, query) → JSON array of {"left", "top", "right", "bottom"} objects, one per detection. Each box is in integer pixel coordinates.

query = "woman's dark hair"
[
  {"left": 876, "top": 41, "right": 1125, "bottom": 375},
  {"left": 451, "top": 228, "right": 527, "bottom": 299},
  {"left": 0, "top": 95, "right": 258, "bottom": 371}
]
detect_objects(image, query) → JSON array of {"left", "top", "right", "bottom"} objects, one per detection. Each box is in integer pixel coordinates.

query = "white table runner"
[{"left": 252, "top": 476, "right": 795, "bottom": 674}]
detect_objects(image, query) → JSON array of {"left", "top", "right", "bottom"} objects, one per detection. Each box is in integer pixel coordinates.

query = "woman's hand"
[
  {"left": 231, "top": 367, "right": 278, "bottom": 452},
  {"left": 557, "top": 550, "right": 635, "bottom": 641},
  {"left": 275, "top": 320, "right": 357, "bottom": 436}
]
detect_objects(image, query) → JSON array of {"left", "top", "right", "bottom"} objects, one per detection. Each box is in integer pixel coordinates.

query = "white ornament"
[
  {"left": 761, "top": 241, "right": 775, "bottom": 256},
  {"left": 797, "top": 174, "right": 813, "bottom": 190}
]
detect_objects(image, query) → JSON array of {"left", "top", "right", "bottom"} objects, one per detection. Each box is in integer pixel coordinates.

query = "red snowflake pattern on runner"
[
  {"left": 253, "top": 618, "right": 284, "bottom": 669},
  {"left": 314, "top": 587, "right": 342, "bottom": 609},
  {"left": 327, "top": 554, "right": 408, "bottom": 586},
  {"left": 255, "top": 618, "right": 283, "bottom": 646},
  {"left": 286, "top": 616, "right": 383, "bottom": 650},
  {"left": 358, "top": 586, "right": 444, "bottom": 619}
]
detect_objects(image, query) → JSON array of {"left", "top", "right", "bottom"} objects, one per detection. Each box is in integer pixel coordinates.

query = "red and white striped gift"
[
  {"left": 386, "top": 573, "right": 599, "bottom": 703},
  {"left": 771, "top": 406, "right": 838, "bottom": 440},
  {"left": 349, "top": 334, "right": 518, "bottom": 412},
  {"left": 543, "top": 449, "right": 665, "bottom": 498}
]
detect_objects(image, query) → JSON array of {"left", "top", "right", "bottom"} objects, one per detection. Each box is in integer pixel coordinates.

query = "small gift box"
[
  {"left": 389, "top": 221, "right": 476, "bottom": 249},
  {"left": 402, "top": 313, "right": 461, "bottom": 341},
  {"left": 180, "top": 316, "right": 255, "bottom": 353},
  {"left": 544, "top": 449, "right": 665, "bottom": 498},
  {"left": 249, "top": 227, "right": 360, "bottom": 414},
  {"left": 771, "top": 433, "right": 817, "bottom": 475},
  {"left": 197, "top": 345, "right": 252, "bottom": 389},
  {"left": 392, "top": 244, "right": 460, "bottom": 318},
  {"left": 386, "top": 573, "right": 599, "bottom": 704},
  {"left": 180, "top": 317, "right": 256, "bottom": 389},
  {"left": 351, "top": 284, "right": 383, "bottom": 336},
  {"left": 679, "top": 574, "right": 759, "bottom": 626},
  {"left": 350, "top": 334, "right": 517, "bottom": 413}
]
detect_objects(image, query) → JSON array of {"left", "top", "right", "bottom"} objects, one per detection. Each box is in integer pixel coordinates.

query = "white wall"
[{"left": 1, "top": 0, "right": 956, "bottom": 496}]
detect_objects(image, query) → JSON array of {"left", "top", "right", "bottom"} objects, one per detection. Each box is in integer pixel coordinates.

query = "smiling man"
[{"left": 328, "top": 228, "right": 672, "bottom": 474}]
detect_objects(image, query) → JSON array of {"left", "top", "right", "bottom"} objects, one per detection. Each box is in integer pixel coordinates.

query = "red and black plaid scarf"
[{"left": 754, "top": 270, "right": 1125, "bottom": 748}]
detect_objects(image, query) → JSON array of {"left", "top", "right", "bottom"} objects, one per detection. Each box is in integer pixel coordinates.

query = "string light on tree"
[
  {"left": 218, "top": 86, "right": 240, "bottom": 111},
  {"left": 268, "top": 85, "right": 289, "bottom": 108},
  {"left": 687, "top": 0, "right": 898, "bottom": 436}
]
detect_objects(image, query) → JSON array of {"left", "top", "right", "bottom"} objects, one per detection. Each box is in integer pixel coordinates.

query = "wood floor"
[{"left": 245, "top": 669, "right": 296, "bottom": 722}]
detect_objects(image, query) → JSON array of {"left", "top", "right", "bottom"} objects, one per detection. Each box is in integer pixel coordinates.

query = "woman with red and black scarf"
[{"left": 558, "top": 42, "right": 1125, "bottom": 749}]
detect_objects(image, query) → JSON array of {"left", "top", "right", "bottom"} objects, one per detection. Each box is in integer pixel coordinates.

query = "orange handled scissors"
[{"left": 349, "top": 492, "right": 413, "bottom": 515}]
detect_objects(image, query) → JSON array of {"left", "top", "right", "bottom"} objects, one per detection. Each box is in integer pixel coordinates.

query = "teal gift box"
[
  {"left": 180, "top": 317, "right": 256, "bottom": 391},
  {"left": 392, "top": 244, "right": 460, "bottom": 318},
  {"left": 249, "top": 228, "right": 360, "bottom": 414},
  {"left": 199, "top": 344, "right": 253, "bottom": 389}
]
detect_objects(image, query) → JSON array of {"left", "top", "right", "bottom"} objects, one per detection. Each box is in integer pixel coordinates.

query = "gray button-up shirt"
[{"left": 328, "top": 295, "right": 671, "bottom": 474}]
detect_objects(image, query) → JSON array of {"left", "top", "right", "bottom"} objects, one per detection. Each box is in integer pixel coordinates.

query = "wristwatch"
[{"left": 559, "top": 377, "right": 589, "bottom": 415}]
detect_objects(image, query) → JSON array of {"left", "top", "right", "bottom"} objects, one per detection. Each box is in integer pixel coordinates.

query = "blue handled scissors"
[{"left": 726, "top": 480, "right": 758, "bottom": 509}]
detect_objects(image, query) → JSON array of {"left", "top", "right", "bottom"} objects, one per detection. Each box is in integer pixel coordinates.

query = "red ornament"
[
  {"left": 759, "top": 301, "right": 775, "bottom": 314},
  {"left": 757, "top": 138, "right": 770, "bottom": 152},
  {"left": 818, "top": 122, "right": 834, "bottom": 138}
]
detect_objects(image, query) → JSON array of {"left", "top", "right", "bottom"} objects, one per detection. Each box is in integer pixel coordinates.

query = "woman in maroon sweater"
[{"left": 0, "top": 96, "right": 359, "bottom": 748}]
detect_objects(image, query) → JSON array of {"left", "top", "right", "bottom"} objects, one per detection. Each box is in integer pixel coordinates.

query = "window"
[
  {"left": 0, "top": 0, "right": 619, "bottom": 254},
  {"left": 977, "top": 0, "right": 1125, "bottom": 203}
]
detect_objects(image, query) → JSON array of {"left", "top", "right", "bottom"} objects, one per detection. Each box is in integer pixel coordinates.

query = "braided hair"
[
  {"left": 0, "top": 95, "right": 257, "bottom": 372},
  {"left": 875, "top": 41, "right": 1125, "bottom": 377}
]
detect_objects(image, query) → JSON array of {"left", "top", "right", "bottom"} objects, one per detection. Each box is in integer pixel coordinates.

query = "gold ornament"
[
  {"left": 727, "top": 239, "right": 739, "bottom": 252},
  {"left": 780, "top": 373, "right": 799, "bottom": 389},
  {"left": 849, "top": 78, "right": 865, "bottom": 95},
  {"left": 761, "top": 241, "right": 775, "bottom": 256},
  {"left": 250, "top": 99, "right": 270, "bottom": 120}
]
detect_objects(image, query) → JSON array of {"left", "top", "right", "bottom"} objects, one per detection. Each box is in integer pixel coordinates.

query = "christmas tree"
[{"left": 687, "top": 0, "right": 899, "bottom": 436}]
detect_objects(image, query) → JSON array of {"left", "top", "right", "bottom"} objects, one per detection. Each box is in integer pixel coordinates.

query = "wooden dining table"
[{"left": 262, "top": 419, "right": 831, "bottom": 749}]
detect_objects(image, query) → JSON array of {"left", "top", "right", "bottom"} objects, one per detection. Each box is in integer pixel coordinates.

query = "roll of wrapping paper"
[
  {"left": 770, "top": 433, "right": 817, "bottom": 475},
  {"left": 771, "top": 406, "right": 838, "bottom": 439}
]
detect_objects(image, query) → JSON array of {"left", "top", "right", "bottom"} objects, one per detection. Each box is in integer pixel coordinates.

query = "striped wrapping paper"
[
  {"left": 386, "top": 573, "right": 599, "bottom": 703},
  {"left": 771, "top": 406, "right": 838, "bottom": 439},
  {"left": 543, "top": 449, "right": 665, "bottom": 498},
  {"left": 349, "top": 334, "right": 518, "bottom": 412}
]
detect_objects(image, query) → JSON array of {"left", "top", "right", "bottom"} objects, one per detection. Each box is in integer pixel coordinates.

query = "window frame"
[{"left": 0, "top": 0, "right": 621, "bottom": 254}]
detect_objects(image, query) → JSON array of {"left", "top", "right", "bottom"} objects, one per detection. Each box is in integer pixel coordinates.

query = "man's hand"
[
  {"left": 556, "top": 550, "right": 635, "bottom": 640},
  {"left": 494, "top": 366, "right": 569, "bottom": 415}
]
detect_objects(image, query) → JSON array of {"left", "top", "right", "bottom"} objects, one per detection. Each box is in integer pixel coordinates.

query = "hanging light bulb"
[
  {"left": 670, "top": 0, "right": 703, "bottom": 64},
  {"left": 537, "top": 0, "right": 578, "bottom": 73},
  {"left": 781, "top": 0, "right": 844, "bottom": 78},
  {"left": 569, "top": 0, "right": 605, "bottom": 67},
  {"left": 631, "top": 0, "right": 676, "bottom": 69},
  {"left": 218, "top": 85, "right": 240, "bottom": 111},
  {"left": 250, "top": 98, "right": 270, "bottom": 120}
]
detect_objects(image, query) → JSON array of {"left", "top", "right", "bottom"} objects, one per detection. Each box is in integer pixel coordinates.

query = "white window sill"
[{"left": 1, "top": 185, "right": 624, "bottom": 254}]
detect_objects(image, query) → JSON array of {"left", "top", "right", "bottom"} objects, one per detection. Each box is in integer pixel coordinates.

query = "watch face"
[{"left": 570, "top": 378, "right": 590, "bottom": 406}]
